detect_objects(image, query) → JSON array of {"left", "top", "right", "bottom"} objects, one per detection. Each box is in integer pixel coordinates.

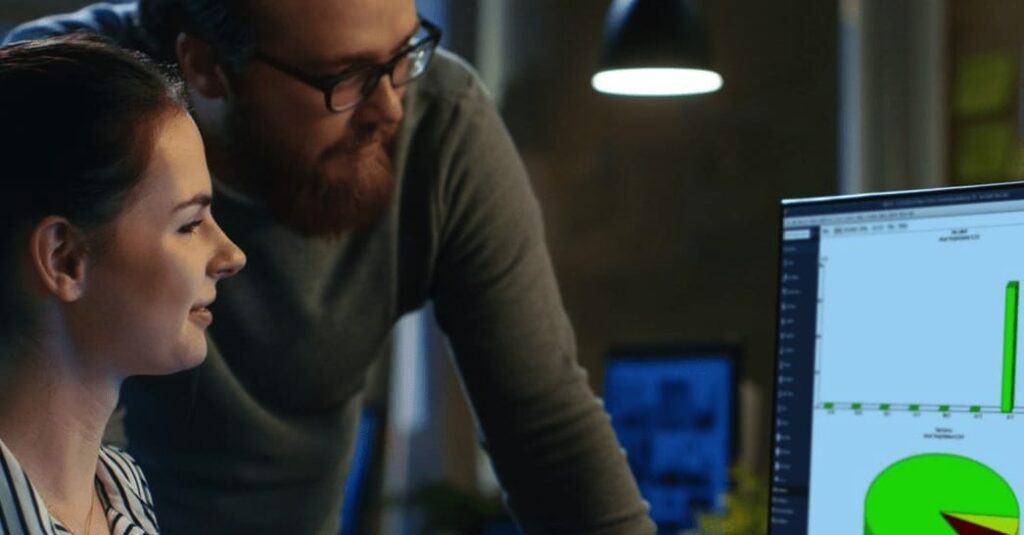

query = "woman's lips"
[{"left": 189, "top": 305, "right": 213, "bottom": 327}]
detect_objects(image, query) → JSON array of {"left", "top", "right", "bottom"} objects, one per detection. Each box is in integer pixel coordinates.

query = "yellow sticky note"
[
  {"left": 954, "top": 51, "right": 1016, "bottom": 117},
  {"left": 955, "top": 120, "right": 1016, "bottom": 183}
]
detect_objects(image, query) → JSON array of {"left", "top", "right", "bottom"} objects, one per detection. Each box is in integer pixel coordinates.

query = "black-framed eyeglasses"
[{"left": 253, "top": 17, "right": 442, "bottom": 113}]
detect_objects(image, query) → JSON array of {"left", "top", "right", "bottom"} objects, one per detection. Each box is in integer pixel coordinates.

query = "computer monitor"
[
  {"left": 770, "top": 182, "right": 1024, "bottom": 534},
  {"left": 604, "top": 345, "right": 736, "bottom": 532},
  {"left": 340, "top": 408, "right": 381, "bottom": 534}
]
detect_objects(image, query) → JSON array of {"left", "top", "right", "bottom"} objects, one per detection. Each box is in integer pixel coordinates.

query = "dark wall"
[{"left": 498, "top": 0, "right": 838, "bottom": 468}]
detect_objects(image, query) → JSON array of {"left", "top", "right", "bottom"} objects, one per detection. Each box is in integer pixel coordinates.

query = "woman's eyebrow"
[{"left": 172, "top": 193, "right": 213, "bottom": 213}]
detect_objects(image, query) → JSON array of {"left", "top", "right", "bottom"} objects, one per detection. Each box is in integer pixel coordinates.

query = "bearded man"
[{"left": 6, "top": 1, "right": 655, "bottom": 534}]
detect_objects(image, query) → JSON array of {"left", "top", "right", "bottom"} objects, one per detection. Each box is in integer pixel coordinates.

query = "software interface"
[
  {"left": 771, "top": 185, "right": 1024, "bottom": 535},
  {"left": 605, "top": 355, "right": 732, "bottom": 532}
]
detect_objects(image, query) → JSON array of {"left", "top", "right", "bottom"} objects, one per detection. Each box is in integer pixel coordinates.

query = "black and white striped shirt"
[{"left": 0, "top": 439, "right": 159, "bottom": 534}]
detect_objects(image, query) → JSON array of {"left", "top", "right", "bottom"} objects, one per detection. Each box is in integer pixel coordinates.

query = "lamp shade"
[{"left": 592, "top": 0, "right": 722, "bottom": 96}]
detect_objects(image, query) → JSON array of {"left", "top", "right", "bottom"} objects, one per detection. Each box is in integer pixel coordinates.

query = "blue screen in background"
[
  {"left": 340, "top": 409, "right": 379, "bottom": 534},
  {"left": 604, "top": 356, "right": 733, "bottom": 532}
]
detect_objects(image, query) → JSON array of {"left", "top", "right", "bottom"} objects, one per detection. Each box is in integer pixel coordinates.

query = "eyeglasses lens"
[{"left": 328, "top": 40, "right": 436, "bottom": 111}]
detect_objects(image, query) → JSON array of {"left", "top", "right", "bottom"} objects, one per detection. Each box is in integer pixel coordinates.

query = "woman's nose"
[{"left": 208, "top": 221, "right": 246, "bottom": 280}]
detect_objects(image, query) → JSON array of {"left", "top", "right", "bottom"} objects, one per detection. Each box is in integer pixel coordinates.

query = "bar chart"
[
  {"left": 812, "top": 220, "right": 1024, "bottom": 415},
  {"left": 819, "top": 280, "right": 1021, "bottom": 416}
]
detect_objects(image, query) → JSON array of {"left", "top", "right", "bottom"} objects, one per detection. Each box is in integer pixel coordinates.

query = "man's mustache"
[{"left": 329, "top": 122, "right": 398, "bottom": 156}]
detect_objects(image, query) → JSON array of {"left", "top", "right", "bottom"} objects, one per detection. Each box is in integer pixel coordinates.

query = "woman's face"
[{"left": 69, "top": 111, "right": 246, "bottom": 377}]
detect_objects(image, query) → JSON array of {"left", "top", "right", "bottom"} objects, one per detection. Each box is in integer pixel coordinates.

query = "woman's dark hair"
[
  {"left": 0, "top": 33, "right": 187, "bottom": 349},
  {"left": 139, "top": 0, "right": 257, "bottom": 66}
]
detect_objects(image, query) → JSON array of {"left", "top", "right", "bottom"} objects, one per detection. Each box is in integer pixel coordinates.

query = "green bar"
[
  {"left": 939, "top": 405, "right": 951, "bottom": 412},
  {"left": 909, "top": 404, "right": 920, "bottom": 411},
  {"left": 971, "top": 406, "right": 982, "bottom": 413},
  {"left": 1003, "top": 281, "right": 1019, "bottom": 414},
  {"left": 879, "top": 404, "right": 891, "bottom": 411},
  {"left": 824, "top": 402, "right": 834, "bottom": 409},
  {"left": 852, "top": 403, "right": 862, "bottom": 410}
]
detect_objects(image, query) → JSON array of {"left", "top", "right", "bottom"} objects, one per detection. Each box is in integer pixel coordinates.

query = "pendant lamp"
[{"left": 592, "top": 0, "right": 722, "bottom": 96}]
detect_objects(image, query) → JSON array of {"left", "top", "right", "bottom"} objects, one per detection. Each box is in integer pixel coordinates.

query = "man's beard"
[{"left": 223, "top": 102, "right": 398, "bottom": 238}]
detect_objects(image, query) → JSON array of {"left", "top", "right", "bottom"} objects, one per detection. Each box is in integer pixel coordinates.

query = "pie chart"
[{"left": 864, "top": 454, "right": 1019, "bottom": 535}]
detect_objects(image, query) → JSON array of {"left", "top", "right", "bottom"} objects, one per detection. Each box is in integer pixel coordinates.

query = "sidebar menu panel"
[{"left": 769, "top": 228, "right": 820, "bottom": 533}]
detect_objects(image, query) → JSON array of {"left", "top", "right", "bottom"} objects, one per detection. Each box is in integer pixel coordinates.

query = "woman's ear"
[
  {"left": 28, "top": 216, "right": 89, "bottom": 302},
  {"left": 176, "top": 33, "right": 230, "bottom": 99}
]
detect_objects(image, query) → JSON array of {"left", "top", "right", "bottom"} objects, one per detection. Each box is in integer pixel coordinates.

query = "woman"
[{"left": 0, "top": 35, "right": 245, "bottom": 534}]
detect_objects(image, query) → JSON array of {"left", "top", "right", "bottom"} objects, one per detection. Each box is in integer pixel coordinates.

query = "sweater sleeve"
[
  {"left": 427, "top": 74, "right": 655, "bottom": 534},
  {"left": 3, "top": 2, "right": 148, "bottom": 51}
]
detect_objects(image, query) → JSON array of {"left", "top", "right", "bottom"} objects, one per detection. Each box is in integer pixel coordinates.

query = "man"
[{"left": 7, "top": 1, "right": 655, "bottom": 533}]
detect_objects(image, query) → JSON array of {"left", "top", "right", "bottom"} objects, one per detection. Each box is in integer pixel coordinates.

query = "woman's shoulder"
[
  {"left": 0, "top": 438, "right": 56, "bottom": 534},
  {"left": 98, "top": 444, "right": 150, "bottom": 497},
  {"left": 97, "top": 444, "right": 160, "bottom": 531}
]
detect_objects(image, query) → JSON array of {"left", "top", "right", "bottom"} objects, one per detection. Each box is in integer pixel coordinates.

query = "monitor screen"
[
  {"left": 340, "top": 408, "right": 379, "bottom": 534},
  {"left": 604, "top": 348, "right": 735, "bottom": 532},
  {"left": 771, "top": 183, "right": 1024, "bottom": 534}
]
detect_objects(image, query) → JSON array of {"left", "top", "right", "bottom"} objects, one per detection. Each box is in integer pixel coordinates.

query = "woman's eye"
[{"left": 178, "top": 220, "right": 203, "bottom": 234}]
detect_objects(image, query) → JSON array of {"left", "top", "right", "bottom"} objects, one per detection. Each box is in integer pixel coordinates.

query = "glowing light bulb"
[{"left": 591, "top": 67, "right": 723, "bottom": 96}]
